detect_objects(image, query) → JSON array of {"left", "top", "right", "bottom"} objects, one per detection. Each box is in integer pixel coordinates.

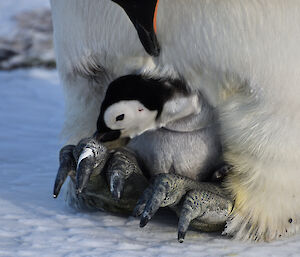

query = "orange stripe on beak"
[{"left": 153, "top": 0, "right": 159, "bottom": 33}]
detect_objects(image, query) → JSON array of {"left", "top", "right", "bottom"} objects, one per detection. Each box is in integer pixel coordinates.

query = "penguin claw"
[
  {"left": 76, "top": 157, "right": 94, "bottom": 194},
  {"left": 140, "top": 212, "right": 151, "bottom": 228},
  {"left": 53, "top": 137, "right": 109, "bottom": 198},
  {"left": 176, "top": 188, "right": 233, "bottom": 240},
  {"left": 177, "top": 231, "right": 186, "bottom": 243},
  {"left": 106, "top": 148, "right": 141, "bottom": 200},
  {"left": 132, "top": 185, "right": 153, "bottom": 217},
  {"left": 134, "top": 174, "right": 233, "bottom": 241},
  {"left": 75, "top": 137, "right": 109, "bottom": 194},
  {"left": 135, "top": 174, "right": 190, "bottom": 228},
  {"left": 53, "top": 145, "right": 76, "bottom": 198}
]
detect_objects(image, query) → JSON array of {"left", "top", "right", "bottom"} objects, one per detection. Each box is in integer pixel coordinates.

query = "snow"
[{"left": 1, "top": 68, "right": 300, "bottom": 257}]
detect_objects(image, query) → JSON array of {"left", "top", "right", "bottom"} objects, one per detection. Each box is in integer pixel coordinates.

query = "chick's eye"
[
  {"left": 116, "top": 114, "right": 125, "bottom": 121},
  {"left": 138, "top": 108, "right": 144, "bottom": 112}
]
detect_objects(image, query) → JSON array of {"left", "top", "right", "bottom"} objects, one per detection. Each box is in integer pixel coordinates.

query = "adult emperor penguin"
[{"left": 51, "top": 0, "right": 300, "bottom": 241}]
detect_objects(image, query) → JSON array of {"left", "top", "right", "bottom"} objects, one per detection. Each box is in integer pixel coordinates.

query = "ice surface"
[{"left": 0, "top": 68, "right": 300, "bottom": 257}]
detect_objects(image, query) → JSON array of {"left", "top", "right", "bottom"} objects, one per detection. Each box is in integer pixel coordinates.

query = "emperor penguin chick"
[{"left": 97, "top": 74, "right": 225, "bottom": 181}]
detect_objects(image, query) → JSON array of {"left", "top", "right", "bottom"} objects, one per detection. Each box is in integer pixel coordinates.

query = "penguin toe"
[
  {"left": 177, "top": 187, "right": 233, "bottom": 240},
  {"left": 135, "top": 173, "right": 192, "bottom": 228},
  {"left": 106, "top": 147, "right": 142, "bottom": 200},
  {"left": 53, "top": 145, "right": 76, "bottom": 198},
  {"left": 74, "top": 137, "right": 109, "bottom": 194}
]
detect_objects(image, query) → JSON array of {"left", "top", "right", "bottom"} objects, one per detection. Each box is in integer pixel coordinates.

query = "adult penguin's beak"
[{"left": 111, "top": 0, "right": 161, "bottom": 57}]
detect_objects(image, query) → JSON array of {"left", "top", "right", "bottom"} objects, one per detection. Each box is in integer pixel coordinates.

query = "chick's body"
[{"left": 127, "top": 93, "right": 223, "bottom": 182}]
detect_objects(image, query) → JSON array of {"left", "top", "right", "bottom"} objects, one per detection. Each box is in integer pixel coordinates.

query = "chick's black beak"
[
  {"left": 93, "top": 130, "right": 121, "bottom": 143},
  {"left": 96, "top": 110, "right": 122, "bottom": 142},
  {"left": 111, "top": 0, "right": 160, "bottom": 57}
]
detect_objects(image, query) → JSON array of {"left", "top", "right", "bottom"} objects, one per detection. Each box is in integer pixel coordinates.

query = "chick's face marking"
[
  {"left": 104, "top": 100, "right": 158, "bottom": 138},
  {"left": 97, "top": 74, "right": 191, "bottom": 142}
]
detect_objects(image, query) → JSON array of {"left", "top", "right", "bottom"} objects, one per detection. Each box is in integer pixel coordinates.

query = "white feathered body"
[{"left": 50, "top": 0, "right": 300, "bottom": 241}]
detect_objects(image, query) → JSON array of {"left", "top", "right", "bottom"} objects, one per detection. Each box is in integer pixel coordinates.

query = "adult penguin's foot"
[
  {"left": 106, "top": 147, "right": 147, "bottom": 200},
  {"left": 132, "top": 173, "right": 233, "bottom": 242},
  {"left": 53, "top": 137, "right": 109, "bottom": 198},
  {"left": 177, "top": 188, "right": 233, "bottom": 243}
]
